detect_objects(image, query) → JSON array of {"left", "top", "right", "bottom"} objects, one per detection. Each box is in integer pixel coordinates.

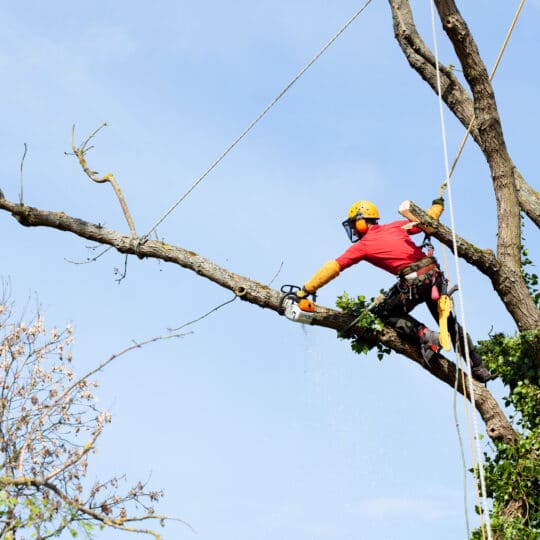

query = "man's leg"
[{"left": 376, "top": 285, "right": 439, "bottom": 365}]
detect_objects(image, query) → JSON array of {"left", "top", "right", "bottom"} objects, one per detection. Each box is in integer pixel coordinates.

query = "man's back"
[{"left": 335, "top": 220, "right": 426, "bottom": 274}]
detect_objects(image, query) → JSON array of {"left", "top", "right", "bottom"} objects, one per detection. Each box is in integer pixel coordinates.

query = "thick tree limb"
[
  {"left": 387, "top": 0, "right": 540, "bottom": 228},
  {"left": 388, "top": 0, "right": 477, "bottom": 139},
  {"left": 433, "top": 0, "right": 522, "bottom": 270},
  {"left": 514, "top": 168, "right": 540, "bottom": 226},
  {"left": 0, "top": 196, "right": 515, "bottom": 444}
]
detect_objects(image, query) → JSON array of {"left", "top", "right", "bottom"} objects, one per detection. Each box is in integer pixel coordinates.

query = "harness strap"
[{"left": 399, "top": 256, "right": 437, "bottom": 277}]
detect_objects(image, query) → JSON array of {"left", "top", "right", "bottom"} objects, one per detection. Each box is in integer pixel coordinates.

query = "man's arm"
[{"left": 298, "top": 260, "right": 342, "bottom": 296}]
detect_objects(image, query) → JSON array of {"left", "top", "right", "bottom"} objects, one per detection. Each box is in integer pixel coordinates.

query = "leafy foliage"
[
  {"left": 521, "top": 212, "right": 540, "bottom": 309},
  {"left": 473, "top": 330, "right": 540, "bottom": 539},
  {"left": 335, "top": 292, "right": 390, "bottom": 360},
  {"left": 521, "top": 248, "right": 540, "bottom": 310}
]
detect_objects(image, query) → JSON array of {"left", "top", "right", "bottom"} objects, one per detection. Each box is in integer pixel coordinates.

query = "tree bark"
[
  {"left": 387, "top": 0, "right": 540, "bottom": 228},
  {"left": 433, "top": 1, "right": 521, "bottom": 261}
]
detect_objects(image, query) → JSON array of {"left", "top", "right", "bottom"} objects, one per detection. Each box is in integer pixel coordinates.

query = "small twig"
[
  {"left": 19, "top": 143, "right": 28, "bottom": 205},
  {"left": 114, "top": 254, "right": 129, "bottom": 283},
  {"left": 64, "top": 245, "right": 114, "bottom": 265},
  {"left": 267, "top": 261, "right": 284, "bottom": 287},
  {"left": 70, "top": 124, "right": 137, "bottom": 237},
  {"left": 79, "top": 122, "right": 108, "bottom": 152},
  {"left": 16, "top": 331, "right": 189, "bottom": 475},
  {"left": 167, "top": 295, "right": 238, "bottom": 332}
]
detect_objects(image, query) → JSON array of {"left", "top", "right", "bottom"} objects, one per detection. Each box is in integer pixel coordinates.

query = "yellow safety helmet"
[
  {"left": 342, "top": 200, "right": 380, "bottom": 242},
  {"left": 347, "top": 200, "right": 380, "bottom": 220}
]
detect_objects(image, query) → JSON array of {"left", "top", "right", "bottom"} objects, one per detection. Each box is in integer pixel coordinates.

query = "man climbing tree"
[
  {"left": 293, "top": 198, "right": 494, "bottom": 382},
  {"left": 0, "top": 1, "right": 538, "bottom": 539}
]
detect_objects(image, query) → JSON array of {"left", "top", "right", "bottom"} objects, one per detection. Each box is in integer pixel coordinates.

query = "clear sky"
[{"left": 1, "top": 1, "right": 539, "bottom": 539}]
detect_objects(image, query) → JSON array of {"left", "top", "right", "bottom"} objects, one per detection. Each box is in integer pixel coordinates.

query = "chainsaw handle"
[
  {"left": 280, "top": 284, "right": 317, "bottom": 302},
  {"left": 280, "top": 284, "right": 300, "bottom": 295}
]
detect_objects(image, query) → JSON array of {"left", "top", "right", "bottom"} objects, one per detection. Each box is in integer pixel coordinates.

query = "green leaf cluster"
[
  {"left": 0, "top": 489, "right": 95, "bottom": 539},
  {"left": 335, "top": 292, "right": 390, "bottom": 360},
  {"left": 521, "top": 212, "right": 540, "bottom": 308},
  {"left": 472, "top": 330, "right": 540, "bottom": 539}
]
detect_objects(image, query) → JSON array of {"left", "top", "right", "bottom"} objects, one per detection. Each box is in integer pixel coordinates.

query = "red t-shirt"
[{"left": 335, "top": 220, "right": 426, "bottom": 275}]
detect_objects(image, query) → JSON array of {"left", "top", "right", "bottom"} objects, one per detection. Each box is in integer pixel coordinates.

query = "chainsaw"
[{"left": 279, "top": 285, "right": 317, "bottom": 324}]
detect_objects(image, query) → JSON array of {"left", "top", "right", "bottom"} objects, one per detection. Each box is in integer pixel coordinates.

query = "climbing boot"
[
  {"left": 418, "top": 326, "right": 440, "bottom": 366},
  {"left": 471, "top": 365, "right": 495, "bottom": 383},
  {"left": 470, "top": 349, "right": 495, "bottom": 383}
]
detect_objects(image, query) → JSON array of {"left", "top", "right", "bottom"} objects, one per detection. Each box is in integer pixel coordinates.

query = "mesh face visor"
[{"left": 342, "top": 217, "right": 360, "bottom": 243}]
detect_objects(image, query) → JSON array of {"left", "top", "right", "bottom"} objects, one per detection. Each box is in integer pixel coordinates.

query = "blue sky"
[{"left": 1, "top": 1, "right": 539, "bottom": 539}]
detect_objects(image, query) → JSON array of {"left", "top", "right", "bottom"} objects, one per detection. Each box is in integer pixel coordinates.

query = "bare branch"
[
  {"left": 19, "top": 143, "right": 28, "bottom": 205},
  {"left": 70, "top": 124, "right": 137, "bottom": 237},
  {"left": 14, "top": 318, "right": 186, "bottom": 477},
  {"left": 388, "top": 0, "right": 476, "bottom": 138},
  {"left": 0, "top": 304, "right": 193, "bottom": 538},
  {"left": 0, "top": 476, "right": 178, "bottom": 539},
  {"left": 43, "top": 425, "right": 101, "bottom": 482}
]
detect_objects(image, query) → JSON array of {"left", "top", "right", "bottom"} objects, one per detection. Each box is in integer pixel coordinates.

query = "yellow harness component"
[{"left": 437, "top": 294, "right": 453, "bottom": 351}]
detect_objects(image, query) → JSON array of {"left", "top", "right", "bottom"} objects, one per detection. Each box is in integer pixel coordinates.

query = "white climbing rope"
[{"left": 429, "top": 2, "right": 493, "bottom": 538}]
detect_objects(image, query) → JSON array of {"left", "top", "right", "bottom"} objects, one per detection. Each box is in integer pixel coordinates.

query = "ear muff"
[{"left": 355, "top": 218, "right": 368, "bottom": 234}]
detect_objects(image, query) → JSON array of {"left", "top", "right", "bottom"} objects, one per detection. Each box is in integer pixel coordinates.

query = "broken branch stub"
[{"left": 71, "top": 124, "right": 137, "bottom": 237}]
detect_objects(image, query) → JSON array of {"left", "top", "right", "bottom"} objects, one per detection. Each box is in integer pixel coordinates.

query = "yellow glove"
[
  {"left": 427, "top": 198, "right": 444, "bottom": 221},
  {"left": 303, "top": 260, "right": 341, "bottom": 294}
]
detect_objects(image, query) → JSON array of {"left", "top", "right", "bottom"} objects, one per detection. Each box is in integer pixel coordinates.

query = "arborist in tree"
[{"left": 295, "top": 199, "right": 494, "bottom": 383}]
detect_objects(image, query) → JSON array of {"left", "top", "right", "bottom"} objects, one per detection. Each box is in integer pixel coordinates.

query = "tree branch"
[
  {"left": 70, "top": 124, "right": 137, "bottom": 237},
  {"left": 0, "top": 196, "right": 515, "bottom": 443},
  {"left": 0, "top": 476, "right": 172, "bottom": 539},
  {"left": 43, "top": 427, "right": 101, "bottom": 483},
  {"left": 388, "top": 0, "right": 477, "bottom": 138},
  {"left": 432, "top": 0, "right": 539, "bottom": 242},
  {"left": 387, "top": 0, "right": 540, "bottom": 228},
  {"left": 399, "top": 200, "right": 498, "bottom": 272},
  {"left": 401, "top": 200, "right": 540, "bottom": 334}
]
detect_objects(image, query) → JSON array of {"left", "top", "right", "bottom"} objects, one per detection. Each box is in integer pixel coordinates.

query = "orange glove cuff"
[{"left": 304, "top": 260, "right": 341, "bottom": 293}]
